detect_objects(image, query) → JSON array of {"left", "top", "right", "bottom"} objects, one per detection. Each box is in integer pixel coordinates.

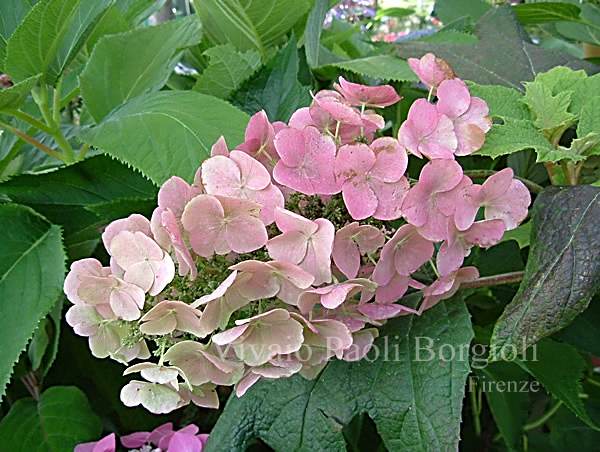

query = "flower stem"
[
  {"left": 523, "top": 401, "right": 562, "bottom": 431},
  {"left": 463, "top": 170, "right": 544, "bottom": 194},
  {"left": 461, "top": 271, "right": 524, "bottom": 289},
  {"left": 5, "top": 109, "right": 53, "bottom": 134},
  {"left": 0, "top": 120, "right": 63, "bottom": 160}
]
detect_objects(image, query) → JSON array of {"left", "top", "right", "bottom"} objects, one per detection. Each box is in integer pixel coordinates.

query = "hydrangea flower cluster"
[
  {"left": 75, "top": 422, "right": 208, "bottom": 452},
  {"left": 64, "top": 53, "right": 531, "bottom": 414}
]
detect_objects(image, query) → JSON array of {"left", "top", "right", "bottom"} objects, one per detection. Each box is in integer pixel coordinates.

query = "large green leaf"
[
  {"left": 80, "top": 16, "right": 202, "bottom": 122},
  {"left": 556, "top": 3, "right": 600, "bottom": 46},
  {"left": 232, "top": 37, "right": 310, "bottom": 122},
  {"left": 116, "top": 0, "right": 167, "bottom": 25},
  {"left": 434, "top": 0, "right": 490, "bottom": 24},
  {"left": 205, "top": 299, "right": 473, "bottom": 452},
  {"left": 513, "top": 2, "right": 581, "bottom": 25},
  {"left": 193, "top": 44, "right": 261, "bottom": 99},
  {"left": 324, "top": 55, "right": 418, "bottom": 82},
  {"left": 555, "top": 296, "right": 600, "bottom": 356},
  {"left": 0, "top": 0, "right": 36, "bottom": 70},
  {"left": 0, "top": 204, "right": 65, "bottom": 397},
  {"left": 0, "top": 386, "right": 101, "bottom": 450},
  {"left": 4, "top": 0, "right": 112, "bottom": 84},
  {"left": 81, "top": 91, "right": 249, "bottom": 184},
  {"left": 490, "top": 186, "right": 600, "bottom": 361},
  {"left": 0, "top": 155, "right": 157, "bottom": 258},
  {"left": 517, "top": 339, "right": 596, "bottom": 428},
  {"left": 468, "top": 83, "right": 531, "bottom": 120},
  {"left": 304, "top": 0, "right": 329, "bottom": 68},
  {"left": 0, "top": 74, "right": 40, "bottom": 111},
  {"left": 398, "top": 7, "right": 597, "bottom": 91}
]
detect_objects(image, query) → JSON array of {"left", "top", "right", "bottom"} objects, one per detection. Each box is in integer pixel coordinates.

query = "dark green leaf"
[
  {"left": 556, "top": 3, "right": 600, "bottom": 46},
  {"left": 205, "top": 299, "right": 473, "bottom": 452},
  {"left": 554, "top": 296, "right": 600, "bottom": 356},
  {"left": 304, "top": 0, "right": 329, "bottom": 68},
  {"left": 0, "top": 386, "right": 101, "bottom": 450},
  {"left": 0, "top": 0, "right": 36, "bottom": 70},
  {"left": 398, "top": 7, "right": 597, "bottom": 91},
  {"left": 80, "top": 16, "right": 203, "bottom": 122},
  {"left": 490, "top": 186, "right": 600, "bottom": 360},
  {"left": 434, "top": 0, "right": 491, "bottom": 24},
  {"left": 81, "top": 91, "right": 249, "bottom": 184},
  {"left": 0, "top": 204, "right": 65, "bottom": 397},
  {"left": 514, "top": 2, "right": 581, "bottom": 25},
  {"left": 27, "top": 296, "right": 62, "bottom": 375}
]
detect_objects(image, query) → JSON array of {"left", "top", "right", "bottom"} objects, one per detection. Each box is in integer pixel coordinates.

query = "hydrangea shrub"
[{"left": 63, "top": 53, "right": 531, "bottom": 414}]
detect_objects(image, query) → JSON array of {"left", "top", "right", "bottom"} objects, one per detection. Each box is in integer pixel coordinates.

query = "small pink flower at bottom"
[
  {"left": 436, "top": 219, "right": 505, "bottom": 276},
  {"left": 399, "top": 99, "right": 457, "bottom": 159},
  {"left": 436, "top": 79, "right": 492, "bottom": 155},
  {"left": 407, "top": 53, "right": 455, "bottom": 90},
  {"left": 419, "top": 266, "right": 479, "bottom": 314},
  {"left": 181, "top": 195, "right": 268, "bottom": 257},
  {"left": 75, "top": 433, "right": 116, "bottom": 452},
  {"left": 267, "top": 208, "right": 335, "bottom": 285},
  {"left": 402, "top": 159, "right": 464, "bottom": 241},
  {"left": 273, "top": 126, "right": 341, "bottom": 195},
  {"left": 332, "top": 222, "right": 385, "bottom": 279},
  {"left": 334, "top": 138, "right": 409, "bottom": 220},
  {"left": 334, "top": 76, "right": 401, "bottom": 108}
]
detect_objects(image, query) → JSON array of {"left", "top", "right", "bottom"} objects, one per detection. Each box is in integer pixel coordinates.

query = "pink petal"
[
  {"left": 334, "top": 76, "right": 401, "bottom": 108},
  {"left": 211, "top": 136, "right": 230, "bottom": 156},
  {"left": 342, "top": 179, "right": 378, "bottom": 220},
  {"left": 230, "top": 150, "right": 271, "bottom": 191},
  {"left": 201, "top": 155, "right": 242, "bottom": 197},
  {"left": 370, "top": 176, "right": 409, "bottom": 221},
  {"left": 370, "top": 137, "right": 408, "bottom": 182},
  {"left": 181, "top": 195, "right": 225, "bottom": 257},
  {"left": 436, "top": 79, "right": 471, "bottom": 119},
  {"left": 158, "top": 176, "right": 198, "bottom": 217}
]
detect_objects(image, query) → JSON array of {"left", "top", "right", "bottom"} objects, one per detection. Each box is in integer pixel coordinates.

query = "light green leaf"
[
  {"left": 0, "top": 204, "right": 65, "bottom": 397},
  {"left": 517, "top": 340, "right": 597, "bottom": 429},
  {"left": 0, "top": 74, "right": 40, "bottom": 111},
  {"left": 500, "top": 221, "right": 532, "bottom": 249},
  {"left": 0, "top": 386, "right": 101, "bottom": 450},
  {"left": 531, "top": 65, "right": 587, "bottom": 96},
  {"left": 80, "top": 16, "right": 202, "bottom": 122},
  {"left": 0, "top": 0, "right": 36, "bottom": 70},
  {"left": 522, "top": 81, "right": 576, "bottom": 134},
  {"left": 375, "top": 7, "right": 414, "bottom": 20},
  {"left": 193, "top": 44, "right": 261, "bottom": 99},
  {"left": 324, "top": 55, "right": 418, "bottom": 82},
  {"left": 435, "top": 0, "right": 490, "bottom": 23},
  {"left": 81, "top": 91, "right": 249, "bottom": 184},
  {"left": 556, "top": 3, "right": 600, "bottom": 46},
  {"left": 194, "top": 0, "right": 263, "bottom": 55},
  {"left": 5, "top": 0, "right": 112, "bottom": 84},
  {"left": 304, "top": 0, "right": 329, "bottom": 68},
  {"left": 513, "top": 2, "right": 581, "bottom": 24},
  {"left": 468, "top": 83, "right": 530, "bottom": 120},
  {"left": 575, "top": 97, "right": 600, "bottom": 156},
  {"left": 205, "top": 299, "right": 473, "bottom": 451},
  {"left": 116, "top": 0, "right": 167, "bottom": 25},
  {"left": 491, "top": 186, "right": 600, "bottom": 361}
]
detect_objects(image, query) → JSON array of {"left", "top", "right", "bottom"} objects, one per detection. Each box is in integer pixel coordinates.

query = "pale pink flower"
[
  {"left": 139, "top": 300, "right": 204, "bottom": 337},
  {"left": 335, "top": 138, "right": 409, "bottom": 220},
  {"left": 64, "top": 258, "right": 145, "bottom": 320},
  {"left": 120, "top": 380, "right": 183, "bottom": 414},
  {"left": 273, "top": 126, "right": 341, "bottom": 195},
  {"left": 311, "top": 90, "right": 363, "bottom": 127},
  {"left": 75, "top": 433, "right": 116, "bottom": 452},
  {"left": 357, "top": 295, "right": 419, "bottom": 320},
  {"left": 163, "top": 340, "right": 244, "bottom": 386},
  {"left": 332, "top": 222, "right": 385, "bottom": 279},
  {"left": 334, "top": 76, "right": 401, "bottom": 108},
  {"left": 229, "top": 260, "right": 315, "bottom": 305},
  {"left": 398, "top": 99, "right": 457, "bottom": 159},
  {"left": 212, "top": 308, "right": 304, "bottom": 366},
  {"left": 267, "top": 208, "right": 335, "bottom": 285},
  {"left": 436, "top": 79, "right": 492, "bottom": 155},
  {"left": 101, "top": 214, "right": 151, "bottom": 251},
  {"left": 236, "top": 110, "right": 286, "bottom": 172},
  {"left": 181, "top": 195, "right": 268, "bottom": 257},
  {"left": 108, "top": 231, "right": 175, "bottom": 296},
  {"left": 201, "top": 150, "right": 284, "bottom": 225},
  {"left": 177, "top": 383, "right": 219, "bottom": 410},
  {"left": 158, "top": 176, "right": 203, "bottom": 217},
  {"left": 407, "top": 53, "right": 455, "bottom": 90},
  {"left": 297, "top": 278, "right": 377, "bottom": 314},
  {"left": 419, "top": 266, "right": 479, "bottom": 313},
  {"left": 342, "top": 328, "right": 379, "bottom": 362},
  {"left": 151, "top": 207, "right": 197, "bottom": 279},
  {"left": 437, "top": 219, "right": 505, "bottom": 275},
  {"left": 235, "top": 356, "right": 302, "bottom": 397},
  {"left": 402, "top": 159, "right": 464, "bottom": 241},
  {"left": 211, "top": 135, "right": 230, "bottom": 157}
]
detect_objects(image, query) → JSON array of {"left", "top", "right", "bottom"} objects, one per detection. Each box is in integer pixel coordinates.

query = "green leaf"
[
  {"left": 570, "top": 73, "right": 600, "bottom": 114},
  {"left": 193, "top": 44, "right": 261, "bottom": 99},
  {"left": 116, "top": 0, "right": 167, "bottom": 25},
  {"left": 0, "top": 155, "right": 157, "bottom": 258},
  {"left": 0, "top": 74, "right": 40, "bottom": 111},
  {"left": 522, "top": 82, "right": 576, "bottom": 133},
  {"left": 513, "top": 2, "right": 581, "bottom": 25},
  {"left": 490, "top": 185, "right": 600, "bottom": 361},
  {"left": 194, "top": 0, "right": 263, "bottom": 55},
  {"left": 205, "top": 299, "right": 473, "bottom": 452},
  {"left": 398, "top": 7, "right": 597, "bottom": 91},
  {"left": 556, "top": 3, "right": 600, "bottom": 46},
  {"left": 304, "top": 0, "right": 329, "bottom": 68},
  {"left": 0, "top": 0, "right": 36, "bottom": 70},
  {"left": 81, "top": 91, "right": 249, "bottom": 184},
  {"left": 5, "top": 0, "right": 112, "bottom": 84},
  {"left": 27, "top": 296, "right": 62, "bottom": 375},
  {"left": 575, "top": 97, "right": 600, "bottom": 156},
  {"left": 375, "top": 7, "right": 414, "bottom": 20},
  {"left": 0, "top": 386, "right": 101, "bottom": 450},
  {"left": 435, "top": 0, "right": 491, "bottom": 24},
  {"left": 500, "top": 221, "right": 532, "bottom": 249},
  {"left": 80, "top": 16, "right": 203, "bottom": 122},
  {"left": 555, "top": 297, "right": 600, "bottom": 357},
  {"left": 323, "top": 55, "right": 418, "bottom": 82},
  {"left": 0, "top": 204, "right": 65, "bottom": 397},
  {"left": 516, "top": 339, "right": 596, "bottom": 428},
  {"left": 468, "top": 83, "right": 530, "bottom": 120},
  {"left": 232, "top": 37, "right": 310, "bottom": 122},
  {"left": 478, "top": 362, "right": 529, "bottom": 451},
  {"left": 531, "top": 65, "right": 587, "bottom": 97}
]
